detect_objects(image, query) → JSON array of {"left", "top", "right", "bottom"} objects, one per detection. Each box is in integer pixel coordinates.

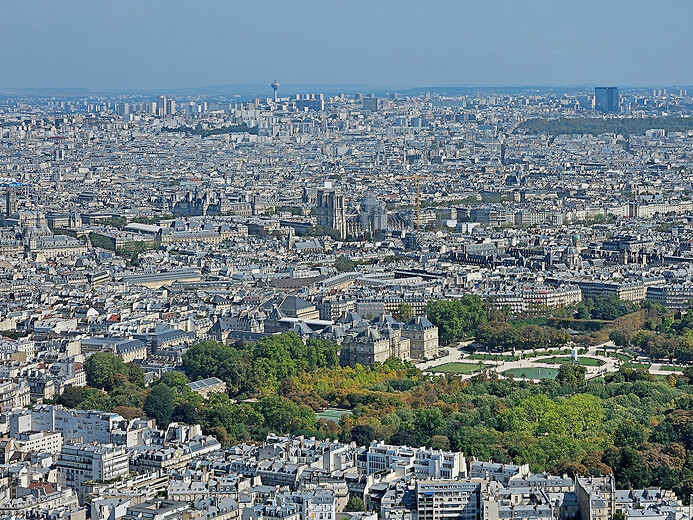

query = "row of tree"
[
  {"left": 517, "top": 116, "right": 693, "bottom": 137},
  {"left": 475, "top": 321, "right": 570, "bottom": 351},
  {"left": 576, "top": 296, "right": 640, "bottom": 321}
]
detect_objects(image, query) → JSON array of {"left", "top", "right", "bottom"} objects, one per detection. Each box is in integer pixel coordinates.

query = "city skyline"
[
  {"left": 4, "top": 1, "right": 693, "bottom": 518},
  {"left": 2, "top": 0, "right": 693, "bottom": 90}
]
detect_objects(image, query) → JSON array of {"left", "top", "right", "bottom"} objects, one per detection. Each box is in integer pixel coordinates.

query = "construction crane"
[{"left": 400, "top": 174, "right": 426, "bottom": 231}]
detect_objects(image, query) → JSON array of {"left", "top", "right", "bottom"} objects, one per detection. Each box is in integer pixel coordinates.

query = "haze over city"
[{"left": 2, "top": 0, "right": 693, "bottom": 90}]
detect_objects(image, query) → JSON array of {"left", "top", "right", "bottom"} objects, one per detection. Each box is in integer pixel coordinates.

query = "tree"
[
  {"left": 105, "top": 373, "right": 128, "bottom": 391},
  {"left": 429, "top": 435, "right": 451, "bottom": 450},
  {"left": 183, "top": 335, "right": 340, "bottom": 398},
  {"left": 302, "top": 225, "right": 342, "bottom": 240},
  {"left": 614, "top": 419, "right": 648, "bottom": 448},
  {"left": 576, "top": 299, "right": 594, "bottom": 320},
  {"left": 556, "top": 364, "right": 586, "bottom": 388},
  {"left": 113, "top": 406, "right": 145, "bottom": 420},
  {"left": 183, "top": 341, "right": 240, "bottom": 381},
  {"left": 88, "top": 232, "right": 116, "bottom": 251},
  {"left": 144, "top": 384, "right": 175, "bottom": 428},
  {"left": 424, "top": 296, "right": 487, "bottom": 345},
  {"left": 476, "top": 321, "right": 517, "bottom": 350},
  {"left": 675, "top": 332, "right": 693, "bottom": 362},
  {"left": 109, "top": 383, "right": 147, "bottom": 409},
  {"left": 591, "top": 296, "right": 638, "bottom": 321},
  {"left": 609, "top": 329, "right": 633, "bottom": 347},
  {"left": 344, "top": 497, "right": 366, "bottom": 512},
  {"left": 127, "top": 363, "right": 145, "bottom": 386},
  {"left": 57, "top": 387, "right": 86, "bottom": 408},
  {"left": 171, "top": 402, "right": 200, "bottom": 424},
  {"left": 84, "top": 352, "right": 127, "bottom": 389},
  {"left": 683, "top": 366, "right": 693, "bottom": 385},
  {"left": 204, "top": 394, "right": 263, "bottom": 441},
  {"left": 78, "top": 387, "right": 113, "bottom": 411},
  {"left": 389, "top": 430, "right": 418, "bottom": 446},
  {"left": 396, "top": 303, "right": 414, "bottom": 322},
  {"left": 350, "top": 424, "right": 377, "bottom": 446},
  {"left": 560, "top": 394, "right": 604, "bottom": 436},
  {"left": 334, "top": 256, "right": 357, "bottom": 272},
  {"left": 414, "top": 407, "right": 445, "bottom": 443},
  {"left": 650, "top": 419, "right": 677, "bottom": 445},
  {"left": 606, "top": 447, "right": 652, "bottom": 489},
  {"left": 304, "top": 338, "right": 340, "bottom": 370},
  {"left": 256, "top": 395, "right": 316, "bottom": 434},
  {"left": 160, "top": 371, "right": 189, "bottom": 390},
  {"left": 518, "top": 325, "right": 547, "bottom": 350},
  {"left": 207, "top": 425, "right": 230, "bottom": 446}
]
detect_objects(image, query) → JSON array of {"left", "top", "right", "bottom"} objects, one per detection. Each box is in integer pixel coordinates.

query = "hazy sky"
[{"left": 1, "top": 0, "right": 692, "bottom": 90}]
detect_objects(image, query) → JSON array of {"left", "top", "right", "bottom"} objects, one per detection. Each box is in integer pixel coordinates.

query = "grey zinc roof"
[{"left": 406, "top": 316, "right": 435, "bottom": 329}]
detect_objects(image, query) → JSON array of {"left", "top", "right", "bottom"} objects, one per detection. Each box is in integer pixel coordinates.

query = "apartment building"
[
  {"left": 365, "top": 441, "right": 466, "bottom": 479},
  {"left": 576, "top": 476, "right": 616, "bottom": 520},
  {"left": 416, "top": 480, "right": 480, "bottom": 520},
  {"left": 57, "top": 443, "right": 129, "bottom": 503},
  {"left": 15, "top": 430, "right": 63, "bottom": 454},
  {"left": 24, "top": 405, "right": 125, "bottom": 444}
]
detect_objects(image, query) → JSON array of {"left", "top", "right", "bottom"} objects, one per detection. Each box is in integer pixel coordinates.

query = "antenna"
[{"left": 271, "top": 79, "right": 280, "bottom": 102}]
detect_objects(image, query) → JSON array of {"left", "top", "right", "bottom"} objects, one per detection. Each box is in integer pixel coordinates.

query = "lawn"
[
  {"left": 466, "top": 350, "right": 572, "bottom": 362},
  {"left": 605, "top": 351, "right": 632, "bottom": 362},
  {"left": 429, "top": 362, "right": 490, "bottom": 374},
  {"left": 524, "top": 349, "right": 571, "bottom": 358},
  {"left": 468, "top": 353, "right": 519, "bottom": 362},
  {"left": 501, "top": 367, "right": 558, "bottom": 380},
  {"left": 621, "top": 362, "right": 651, "bottom": 370},
  {"left": 316, "top": 408, "right": 352, "bottom": 422},
  {"left": 536, "top": 356, "right": 605, "bottom": 366},
  {"left": 659, "top": 365, "right": 687, "bottom": 372}
]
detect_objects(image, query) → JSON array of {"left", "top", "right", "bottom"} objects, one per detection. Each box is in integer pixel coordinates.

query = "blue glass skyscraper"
[{"left": 595, "top": 87, "right": 619, "bottom": 113}]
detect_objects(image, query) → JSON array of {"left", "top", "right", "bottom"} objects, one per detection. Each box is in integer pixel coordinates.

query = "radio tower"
[{"left": 271, "top": 78, "right": 280, "bottom": 102}]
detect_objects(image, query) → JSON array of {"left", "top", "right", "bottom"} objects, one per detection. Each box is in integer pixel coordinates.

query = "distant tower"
[
  {"left": 271, "top": 78, "right": 280, "bottom": 102},
  {"left": 594, "top": 87, "right": 619, "bottom": 113},
  {"left": 157, "top": 95, "right": 167, "bottom": 117},
  {"left": 316, "top": 186, "right": 346, "bottom": 239},
  {"left": 5, "top": 188, "right": 16, "bottom": 217}
]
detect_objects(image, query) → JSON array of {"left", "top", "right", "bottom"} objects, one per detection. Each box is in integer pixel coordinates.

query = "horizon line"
[{"left": 0, "top": 83, "right": 689, "bottom": 98}]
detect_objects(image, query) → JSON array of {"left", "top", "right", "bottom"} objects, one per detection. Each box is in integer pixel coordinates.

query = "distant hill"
[
  {"left": 397, "top": 85, "right": 592, "bottom": 97},
  {"left": 516, "top": 116, "right": 693, "bottom": 136},
  {"left": 161, "top": 123, "right": 258, "bottom": 137},
  {"left": 0, "top": 87, "right": 92, "bottom": 97}
]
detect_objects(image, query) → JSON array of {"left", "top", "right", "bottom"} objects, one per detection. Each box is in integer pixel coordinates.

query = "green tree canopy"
[
  {"left": 556, "top": 364, "right": 586, "bottom": 388},
  {"left": 396, "top": 303, "right": 414, "bottom": 322},
  {"left": 344, "top": 496, "right": 366, "bottom": 512},
  {"left": 334, "top": 255, "right": 357, "bottom": 272},
  {"left": 614, "top": 419, "right": 648, "bottom": 448},
  {"left": 591, "top": 296, "right": 639, "bottom": 321},
  {"left": 183, "top": 335, "right": 339, "bottom": 398},
  {"left": 160, "top": 371, "right": 189, "bottom": 390},
  {"left": 84, "top": 352, "right": 128, "bottom": 390},
  {"left": 144, "top": 383, "right": 175, "bottom": 428},
  {"left": 424, "top": 296, "right": 488, "bottom": 344}
]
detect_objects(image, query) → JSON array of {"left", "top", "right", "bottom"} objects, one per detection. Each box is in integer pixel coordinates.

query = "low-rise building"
[{"left": 187, "top": 377, "right": 227, "bottom": 398}]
